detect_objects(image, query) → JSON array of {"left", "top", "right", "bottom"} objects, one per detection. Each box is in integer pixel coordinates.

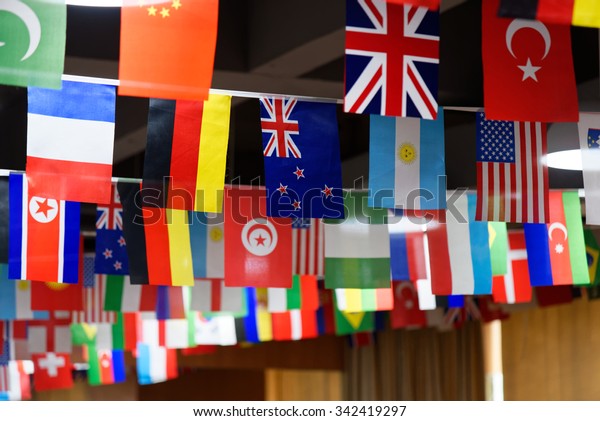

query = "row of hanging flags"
[{"left": 2, "top": 0, "right": 600, "bottom": 397}]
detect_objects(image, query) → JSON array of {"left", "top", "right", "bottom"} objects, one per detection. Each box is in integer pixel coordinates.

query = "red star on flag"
[
  {"left": 322, "top": 185, "right": 333, "bottom": 198},
  {"left": 113, "top": 261, "right": 123, "bottom": 271},
  {"left": 255, "top": 234, "right": 266, "bottom": 246},
  {"left": 35, "top": 198, "right": 54, "bottom": 218},
  {"left": 117, "top": 236, "right": 126, "bottom": 247},
  {"left": 103, "top": 248, "right": 113, "bottom": 259},
  {"left": 293, "top": 166, "right": 305, "bottom": 179},
  {"left": 277, "top": 183, "right": 288, "bottom": 195},
  {"left": 292, "top": 200, "right": 301, "bottom": 210}
]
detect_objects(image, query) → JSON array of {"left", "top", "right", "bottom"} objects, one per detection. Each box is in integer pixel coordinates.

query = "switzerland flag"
[{"left": 482, "top": 0, "right": 578, "bottom": 122}]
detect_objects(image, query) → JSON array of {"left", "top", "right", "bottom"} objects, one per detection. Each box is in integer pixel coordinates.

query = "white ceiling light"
[{"left": 544, "top": 149, "right": 583, "bottom": 171}]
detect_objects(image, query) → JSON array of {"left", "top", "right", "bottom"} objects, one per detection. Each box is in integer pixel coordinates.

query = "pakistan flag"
[{"left": 0, "top": 0, "right": 66, "bottom": 88}]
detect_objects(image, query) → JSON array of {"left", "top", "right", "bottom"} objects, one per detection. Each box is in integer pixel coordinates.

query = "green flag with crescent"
[{"left": 0, "top": 0, "right": 66, "bottom": 88}]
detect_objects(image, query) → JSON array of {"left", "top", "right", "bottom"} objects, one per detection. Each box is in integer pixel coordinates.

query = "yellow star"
[
  {"left": 147, "top": 5, "right": 157, "bottom": 16},
  {"left": 172, "top": 0, "right": 182, "bottom": 10},
  {"left": 160, "top": 7, "right": 170, "bottom": 18}
]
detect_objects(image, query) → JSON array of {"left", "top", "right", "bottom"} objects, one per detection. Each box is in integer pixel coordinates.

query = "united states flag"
[
  {"left": 72, "top": 256, "right": 116, "bottom": 324},
  {"left": 476, "top": 112, "right": 548, "bottom": 223},
  {"left": 344, "top": 0, "right": 439, "bottom": 118},
  {"left": 292, "top": 219, "right": 324, "bottom": 277}
]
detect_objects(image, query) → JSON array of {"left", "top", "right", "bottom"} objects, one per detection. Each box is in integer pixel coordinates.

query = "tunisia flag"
[
  {"left": 482, "top": 0, "right": 578, "bottom": 122},
  {"left": 224, "top": 187, "right": 292, "bottom": 288}
]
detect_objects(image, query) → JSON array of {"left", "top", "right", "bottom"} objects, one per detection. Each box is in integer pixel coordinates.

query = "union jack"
[
  {"left": 96, "top": 184, "right": 123, "bottom": 230},
  {"left": 260, "top": 97, "right": 301, "bottom": 158},
  {"left": 344, "top": 0, "right": 439, "bottom": 118}
]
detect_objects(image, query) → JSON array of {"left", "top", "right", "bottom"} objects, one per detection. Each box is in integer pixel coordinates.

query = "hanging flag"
[
  {"left": 119, "top": 0, "right": 218, "bottom": 101},
  {"left": 0, "top": 359, "right": 31, "bottom": 402},
  {"left": 30, "top": 282, "right": 83, "bottom": 311},
  {"left": 241, "top": 288, "right": 273, "bottom": 343},
  {"left": 577, "top": 113, "right": 600, "bottom": 225},
  {"left": 335, "top": 287, "right": 394, "bottom": 313},
  {"left": 190, "top": 279, "right": 245, "bottom": 316},
  {"left": 475, "top": 112, "right": 549, "bottom": 224},
  {"left": 324, "top": 191, "right": 391, "bottom": 289},
  {"left": 26, "top": 81, "right": 116, "bottom": 204},
  {"left": 390, "top": 280, "right": 427, "bottom": 329},
  {"left": 333, "top": 306, "right": 375, "bottom": 336},
  {"left": 72, "top": 256, "right": 116, "bottom": 324},
  {"left": 585, "top": 229, "right": 600, "bottom": 285},
  {"left": 267, "top": 275, "right": 302, "bottom": 313},
  {"left": 194, "top": 314, "right": 237, "bottom": 346},
  {"left": 136, "top": 344, "right": 178, "bottom": 385},
  {"left": 117, "top": 182, "right": 194, "bottom": 286},
  {"left": 489, "top": 222, "right": 508, "bottom": 276},
  {"left": 28, "top": 313, "right": 72, "bottom": 354},
  {"left": 95, "top": 184, "right": 129, "bottom": 275},
  {"left": 8, "top": 173, "right": 80, "bottom": 284},
  {"left": 0, "top": 179, "right": 8, "bottom": 264},
  {"left": 0, "top": 270, "right": 47, "bottom": 320},
  {"left": 387, "top": 0, "right": 439, "bottom": 9},
  {"left": 0, "top": 0, "right": 66, "bottom": 89},
  {"left": 189, "top": 212, "right": 224, "bottom": 280},
  {"left": 224, "top": 187, "right": 292, "bottom": 288},
  {"left": 260, "top": 97, "right": 344, "bottom": 219},
  {"left": 344, "top": 0, "right": 440, "bottom": 118},
  {"left": 498, "top": 0, "right": 600, "bottom": 28},
  {"left": 369, "top": 110, "right": 445, "bottom": 210},
  {"left": 292, "top": 218, "right": 324, "bottom": 276},
  {"left": 482, "top": 0, "right": 578, "bottom": 122},
  {"left": 271, "top": 309, "right": 318, "bottom": 341},
  {"left": 316, "top": 283, "right": 336, "bottom": 336},
  {"left": 155, "top": 286, "right": 187, "bottom": 320},
  {"left": 389, "top": 219, "right": 427, "bottom": 281},
  {"left": 142, "top": 95, "right": 231, "bottom": 213},
  {"left": 111, "top": 312, "right": 139, "bottom": 352},
  {"left": 524, "top": 191, "right": 589, "bottom": 286},
  {"left": 492, "top": 231, "right": 532, "bottom": 304},
  {"left": 427, "top": 192, "right": 493, "bottom": 295},
  {"left": 31, "top": 352, "right": 73, "bottom": 391},
  {"left": 87, "top": 324, "right": 126, "bottom": 386},
  {"left": 103, "top": 275, "right": 158, "bottom": 313}
]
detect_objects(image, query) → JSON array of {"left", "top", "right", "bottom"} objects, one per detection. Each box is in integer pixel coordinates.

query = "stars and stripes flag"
[
  {"left": 72, "top": 256, "right": 117, "bottom": 324},
  {"left": 475, "top": 112, "right": 549, "bottom": 223},
  {"left": 344, "top": 0, "right": 439, "bottom": 118},
  {"left": 292, "top": 218, "right": 324, "bottom": 277}
]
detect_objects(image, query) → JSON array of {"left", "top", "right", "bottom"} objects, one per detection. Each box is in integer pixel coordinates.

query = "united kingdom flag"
[
  {"left": 344, "top": 0, "right": 439, "bottom": 119},
  {"left": 260, "top": 97, "right": 301, "bottom": 158}
]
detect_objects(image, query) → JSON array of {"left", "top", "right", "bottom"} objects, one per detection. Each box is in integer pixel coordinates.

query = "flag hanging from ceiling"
[
  {"left": 271, "top": 309, "right": 318, "bottom": 342},
  {"left": 389, "top": 219, "right": 427, "bottom": 281},
  {"left": 332, "top": 305, "right": 375, "bottom": 336},
  {"left": 72, "top": 256, "right": 116, "bottom": 324},
  {"left": 345, "top": 0, "right": 439, "bottom": 118},
  {"left": 190, "top": 279, "right": 245, "bottom": 315},
  {"left": 335, "top": 287, "right": 394, "bottom": 312},
  {"left": 492, "top": 230, "right": 532, "bottom": 304},
  {"left": 369, "top": 110, "right": 445, "bottom": 210},
  {"left": 386, "top": 0, "right": 440, "bottom": 9},
  {"left": 498, "top": 0, "right": 600, "bottom": 28},
  {"left": 119, "top": 0, "right": 218, "bottom": 101},
  {"left": 292, "top": 218, "right": 324, "bottom": 277},
  {"left": 585, "top": 229, "right": 600, "bottom": 286},
  {"left": 524, "top": 191, "right": 589, "bottom": 286},
  {"left": 193, "top": 314, "right": 237, "bottom": 346},
  {"left": 0, "top": 179, "right": 8, "bottom": 264},
  {"left": 324, "top": 191, "right": 390, "bottom": 289},
  {"left": 86, "top": 324, "right": 126, "bottom": 386},
  {"left": 482, "top": 0, "right": 578, "bottom": 122},
  {"left": 260, "top": 97, "right": 344, "bottom": 219},
  {"left": 0, "top": 265, "right": 48, "bottom": 320},
  {"left": 143, "top": 95, "right": 231, "bottom": 213},
  {"left": 489, "top": 222, "right": 508, "bottom": 276},
  {"left": 475, "top": 112, "right": 549, "bottom": 224},
  {"left": 268, "top": 274, "right": 319, "bottom": 313},
  {"left": 8, "top": 173, "right": 81, "bottom": 284},
  {"left": 577, "top": 113, "right": 600, "bottom": 226},
  {"left": 427, "top": 192, "right": 493, "bottom": 295},
  {"left": 95, "top": 184, "right": 129, "bottom": 275},
  {"left": 0, "top": 359, "right": 31, "bottom": 402},
  {"left": 26, "top": 81, "right": 116, "bottom": 204},
  {"left": 224, "top": 187, "right": 292, "bottom": 288},
  {"left": 31, "top": 352, "right": 73, "bottom": 391},
  {"left": 189, "top": 212, "right": 224, "bottom": 280},
  {"left": 103, "top": 275, "right": 158, "bottom": 312},
  {"left": 117, "top": 182, "right": 194, "bottom": 286},
  {"left": 241, "top": 288, "right": 273, "bottom": 343},
  {"left": 390, "top": 280, "right": 427, "bottom": 329},
  {"left": 0, "top": 0, "right": 66, "bottom": 89},
  {"left": 28, "top": 313, "right": 72, "bottom": 354}
]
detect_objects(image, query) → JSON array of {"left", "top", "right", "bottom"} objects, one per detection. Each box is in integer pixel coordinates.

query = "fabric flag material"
[
  {"left": 387, "top": 0, "right": 439, "bottom": 9},
  {"left": 190, "top": 279, "right": 245, "bottom": 315},
  {"left": 335, "top": 287, "right": 393, "bottom": 312},
  {"left": 30, "top": 281, "right": 82, "bottom": 311},
  {"left": 8, "top": 173, "right": 80, "bottom": 284},
  {"left": 119, "top": 0, "right": 218, "bottom": 101},
  {"left": 241, "top": 288, "right": 273, "bottom": 343},
  {"left": 28, "top": 313, "right": 72, "bottom": 354},
  {"left": 268, "top": 275, "right": 302, "bottom": 313},
  {"left": 143, "top": 95, "right": 231, "bottom": 213},
  {"left": 585, "top": 229, "right": 600, "bottom": 285},
  {"left": 369, "top": 110, "right": 445, "bottom": 210},
  {"left": 524, "top": 191, "right": 589, "bottom": 286},
  {"left": 194, "top": 314, "right": 237, "bottom": 346},
  {"left": 345, "top": 0, "right": 440, "bottom": 118},
  {"left": 95, "top": 184, "right": 129, "bottom": 275},
  {"left": 577, "top": 113, "right": 600, "bottom": 225},
  {"left": 155, "top": 286, "right": 187, "bottom": 320},
  {"left": 260, "top": 97, "right": 344, "bottom": 219},
  {"left": 0, "top": 270, "right": 47, "bottom": 320},
  {"left": 136, "top": 343, "right": 178, "bottom": 386},
  {"left": 427, "top": 192, "right": 493, "bottom": 295},
  {"left": 117, "top": 182, "right": 194, "bottom": 286},
  {"left": 31, "top": 352, "right": 72, "bottom": 391},
  {"left": 26, "top": 81, "right": 116, "bottom": 204},
  {"left": 103, "top": 275, "right": 158, "bottom": 312},
  {"left": 224, "top": 187, "right": 292, "bottom": 288},
  {"left": 482, "top": 0, "right": 578, "bottom": 122},
  {"left": 189, "top": 212, "right": 224, "bottom": 280},
  {"left": 476, "top": 113, "right": 548, "bottom": 224},
  {"left": 0, "top": 179, "right": 8, "bottom": 264},
  {"left": 325, "top": 191, "right": 390, "bottom": 289},
  {"left": 72, "top": 256, "right": 116, "bottom": 324},
  {"left": 489, "top": 222, "right": 508, "bottom": 276},
  {"left": 390, "top": 280, "right": 427, "bottom": 328},
  {"left": 292, "top": 218, "right": 324, "bottom": 276},
  {"left": 0, "top": 0, "right": 66, "bottom": 89},
  {"left": 271, "top": 309, "right": 318, "bottom": 342},
  {"left": 389, "top": 219, "right": 427, "bottom": 281},
  {"left": 0, "top": 360, "right": 31, "bottom": 401},
  {"left": 333, "top": 306, "right": 375, "bottom": 336},
  {"left": 492, "top": 231, "right": 532, "bottom": 304},
  {"left": 498, "top": 0, "right": 600, "bottom": 28}
]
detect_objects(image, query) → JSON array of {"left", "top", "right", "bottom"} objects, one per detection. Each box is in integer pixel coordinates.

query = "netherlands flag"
[{"left": 8, "top": 173, "right": 81, "bottom": 284}]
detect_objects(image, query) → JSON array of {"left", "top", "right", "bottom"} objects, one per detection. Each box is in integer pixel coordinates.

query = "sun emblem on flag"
[
  {"left": 209, "top": 227, "right": 223, "bottom": 242},
  {"left": 44, "top": 282, "right": 69, "bottom": 291},
  {"left": 398, "top": 143, "right": 417, "bottom": 164},
  {"left": 17, "top": 280, "right": 29, "bottom": 291}
]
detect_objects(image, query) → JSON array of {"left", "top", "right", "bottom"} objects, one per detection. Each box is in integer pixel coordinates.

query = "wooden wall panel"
[
  {"left": 502, "top": 297, "right": 600, "bottom": 400},
  {"left": 265, "top": 369, "right": 343, "bottom": 401}
]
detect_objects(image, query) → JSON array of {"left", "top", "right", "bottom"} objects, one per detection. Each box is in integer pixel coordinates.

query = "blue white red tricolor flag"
[
  {"left": 95, "top": 184, "right": 129, "bottom": 275},
  {"left": 260, "top": 97, "right": 344, "bottom": 219},
  {"left": 344, "top": 0, "right": 439, "bottom": 118}
]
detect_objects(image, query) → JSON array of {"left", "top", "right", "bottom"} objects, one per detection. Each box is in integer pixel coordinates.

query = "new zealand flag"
[{"left": 95, "top": 185, "right": 129, "bottom": 274}]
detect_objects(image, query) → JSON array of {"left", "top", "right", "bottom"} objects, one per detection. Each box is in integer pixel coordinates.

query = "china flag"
[
  {"left": 119, "top": 0, "right": 218, "bottom": 101},
  {"left": 482, "top": 0, "right": 578, "bottom": 122},
  {"left": 224, "top": 187, "right": 292, "bottom": 288}
]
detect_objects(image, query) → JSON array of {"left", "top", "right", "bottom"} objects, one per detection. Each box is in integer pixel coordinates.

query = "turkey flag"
[
  {"left": 390, "top": 281, "right": 427, "bottom": 329},
  {"left": 482, "top": 0, "right": 578, "bottom": 122}
]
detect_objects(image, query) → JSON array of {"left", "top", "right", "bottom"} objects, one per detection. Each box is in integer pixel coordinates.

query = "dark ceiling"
[{"left": 1, "top": 0, "right": 598, "bottom": 197}]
